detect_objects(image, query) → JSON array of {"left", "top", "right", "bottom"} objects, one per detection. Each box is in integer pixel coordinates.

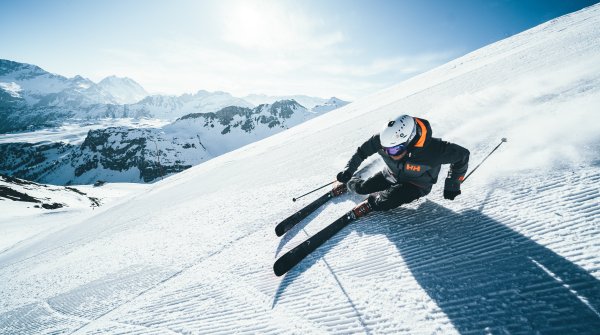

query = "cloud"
[
  {"left": 89, "top": 2, "right": 454, "bottom": 100},
  {"left": 95, "top": 39, "right": 453, "bottom": 100}
]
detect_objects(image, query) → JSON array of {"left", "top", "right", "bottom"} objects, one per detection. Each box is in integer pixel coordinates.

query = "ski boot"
[{"left": 351, "top": 200, "right": 372, "bottom": 219}]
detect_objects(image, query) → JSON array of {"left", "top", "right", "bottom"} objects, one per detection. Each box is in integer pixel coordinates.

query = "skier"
[{"left": 336, "top": 114, "right": 470, "bottom": 219}]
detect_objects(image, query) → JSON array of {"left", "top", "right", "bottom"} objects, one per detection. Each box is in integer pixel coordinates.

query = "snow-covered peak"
[
  {"left": 97, "top": 75, "right": 149, "bottom": 104},
  {"left": 325, "top": 97, "right": 347, "bottom": 105},
  {"left": 0, "top": 60, "right": 121, "bottom": 107},
  {"left": 190, "top": 90, "right": 252, "bottom": 109},
  {"left": 0, "top": 61, "right": 145, "bottom": 108},
  {"left": 311, "top": 96, "right": 351, "bottom": 113},
  {"left": 257, "top": 99, "right": 305, "bottom": 114},
  {"left": 0, "top": 59, "right": 73, "bottom": 98},
  {"left": 68, "top": 75, "right": 97, "bottom": 92},
  {"left": 0, "top": 59, "right": 47, "bottom": 79},
  {"left": 129, "top": 90, "right": 254, "bottom": 120},
  {"left": 243, "top": 94, "right": 332, "bottom": 110}
]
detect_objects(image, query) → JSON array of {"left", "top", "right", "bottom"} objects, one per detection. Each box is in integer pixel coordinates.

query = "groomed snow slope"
[{"left": 1, "top": 5, "right": 600, "bottom": 334}]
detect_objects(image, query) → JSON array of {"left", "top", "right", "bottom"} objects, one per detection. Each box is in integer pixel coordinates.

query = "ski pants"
[{"left": 352, "top": 171, "right": 429, "bottom": 211}]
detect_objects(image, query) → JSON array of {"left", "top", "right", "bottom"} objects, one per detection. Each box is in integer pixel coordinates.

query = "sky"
[{"left": 0, "top": 0, "right": 598, "bottom": 100}]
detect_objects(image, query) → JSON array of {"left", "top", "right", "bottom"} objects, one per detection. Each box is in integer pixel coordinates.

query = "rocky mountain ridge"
[{"left": 0, "top": 100, "right": 333, "bottom": 184}]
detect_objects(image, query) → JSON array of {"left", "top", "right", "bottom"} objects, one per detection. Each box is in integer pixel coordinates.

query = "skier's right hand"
[
  {"left": 331, "top": 182, "right": 348, "bottom": 196},
  {"left": 336, "top": 169, "right": 353, "bottom": 183}
]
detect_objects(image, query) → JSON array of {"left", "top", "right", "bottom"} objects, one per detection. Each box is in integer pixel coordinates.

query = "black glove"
[
  {"left": 444, "top": 178, "right": 461, "bottom": 200},
  {"left": 444, "top": 189, "right": 461, "bottom": 200},
  {"left": 336, "top": 169, "right": 353, "bottom": 183}
]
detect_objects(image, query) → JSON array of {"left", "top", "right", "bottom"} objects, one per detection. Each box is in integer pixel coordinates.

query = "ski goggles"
[{"left": 383, "top": 143, "right": 408, "bottom": 156}]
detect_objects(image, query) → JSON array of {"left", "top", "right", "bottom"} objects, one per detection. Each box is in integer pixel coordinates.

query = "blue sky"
[{"left": 1, "top": 0, "right": 597, "bottom": 99}]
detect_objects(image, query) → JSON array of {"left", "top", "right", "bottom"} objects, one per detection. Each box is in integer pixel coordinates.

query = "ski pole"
[
  {"left": 462, "top": 138, "right": 507, "bottom": 182},
  {"left": 293, "top": 181, "right": 335, "bottom": 202}
]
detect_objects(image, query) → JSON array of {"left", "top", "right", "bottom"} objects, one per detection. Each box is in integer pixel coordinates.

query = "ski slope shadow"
[{"left": 274, "top": 200, "right": 600, "bottom": 333}]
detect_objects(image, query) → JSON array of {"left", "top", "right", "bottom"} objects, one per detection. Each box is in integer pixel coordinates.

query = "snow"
[
  {"left": 97, "top": 76, "right": 149, "bottom": 104},
  {"left": 244, "top": 94, "right": 331, "bottom": 109},
  {"left": 2, "top": 70, "right": 71, "bottom": 105},
  {"left": 131, "top": 91, "right": 256, "bottom": 121},
  {"left": 165, "top": 101, "right": 318, "bottom": 156},
  {"left": 0, "top": 118, "right": 170, "bottom": 145},
  {"left": 1, "top": 4, "right": 600, "bottom": 334},
  {"left": 0, "top": 81, "right": 22, "bottom": 97},
  {"left": 0, "top": 177, "right": 148, "bottom": 254}
]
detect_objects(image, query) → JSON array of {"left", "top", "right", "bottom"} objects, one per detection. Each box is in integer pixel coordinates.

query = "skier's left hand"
[
  {"left": 444, "top": 178, "right": 461, "bottom": 200},
  {"left": 444, "top": 189, "right": 461, "bottom": 200}
]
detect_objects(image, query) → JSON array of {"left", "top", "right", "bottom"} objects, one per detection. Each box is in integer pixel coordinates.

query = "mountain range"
[
  {"left": 0, "top": 59, "right": 349, "bottom": 133},
  {"left": 0, "top": 60, "right": 350, "bottom": 184}
]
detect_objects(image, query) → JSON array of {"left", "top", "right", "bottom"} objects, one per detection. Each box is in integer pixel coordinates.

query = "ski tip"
[
  {"left": 273, "top": 263, "right": 286, "bottom": 277},
  {"left": 275, "top": 228, "right": 284, "bottom": 237},
  {"left": 275, "top": 224, "right": 287, "bottom": 237}
]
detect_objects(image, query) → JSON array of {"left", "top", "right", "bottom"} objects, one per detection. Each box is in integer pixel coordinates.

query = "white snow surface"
[
  {"left": 0, "top": 179, "right": 147, "bottom": 255},
  {"left": 1, "top": 5, "right": 600, "bottom": 334},
  {"left": 0, "top": 118, "right": 169, "bottom": 145}
]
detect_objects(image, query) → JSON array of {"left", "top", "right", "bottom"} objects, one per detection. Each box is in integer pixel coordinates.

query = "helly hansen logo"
[{"left": 405, "top": 163, "right": 421, "bottom": 172}]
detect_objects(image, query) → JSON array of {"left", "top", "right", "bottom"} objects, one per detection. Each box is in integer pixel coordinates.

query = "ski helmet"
[{"left": 379, "top": 115, "right": 417, "bottom": 155}]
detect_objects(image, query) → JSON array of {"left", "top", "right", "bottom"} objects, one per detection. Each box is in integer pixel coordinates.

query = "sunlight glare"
[{"left": 222, "top": 1, "right": 310, "bottom": 51}]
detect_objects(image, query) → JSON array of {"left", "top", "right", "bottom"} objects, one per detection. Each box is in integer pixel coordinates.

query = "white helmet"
[{"left": 380, "top": 115, "right": 417, "bottom": 148}]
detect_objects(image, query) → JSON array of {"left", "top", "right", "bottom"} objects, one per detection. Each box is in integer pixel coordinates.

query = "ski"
[
  {"left": 275, "top": 192, "right": 332, "bottom": 236},
  {"left": 273, "top": 210, "right": 357, "bottom": 277},
  {"left": 275, "top": 185, "right": 346, "bottom": 237}
]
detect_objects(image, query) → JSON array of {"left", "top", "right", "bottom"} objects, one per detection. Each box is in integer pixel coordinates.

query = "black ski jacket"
[{"left": 343, "top": 117, "right": 470, "bottom": 193}]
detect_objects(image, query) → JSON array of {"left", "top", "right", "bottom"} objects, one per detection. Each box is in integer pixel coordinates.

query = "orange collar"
[{"left": 414, "top": 118, "right": 427, "bottom": 148}]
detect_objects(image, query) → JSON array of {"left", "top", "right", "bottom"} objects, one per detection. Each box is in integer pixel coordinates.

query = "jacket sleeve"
[
  {"left": 439, "top": 141, "right": 470, "bottom": 182},
  {"left": 344, "top": 134, "right": 381, "bottom": 175}
]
